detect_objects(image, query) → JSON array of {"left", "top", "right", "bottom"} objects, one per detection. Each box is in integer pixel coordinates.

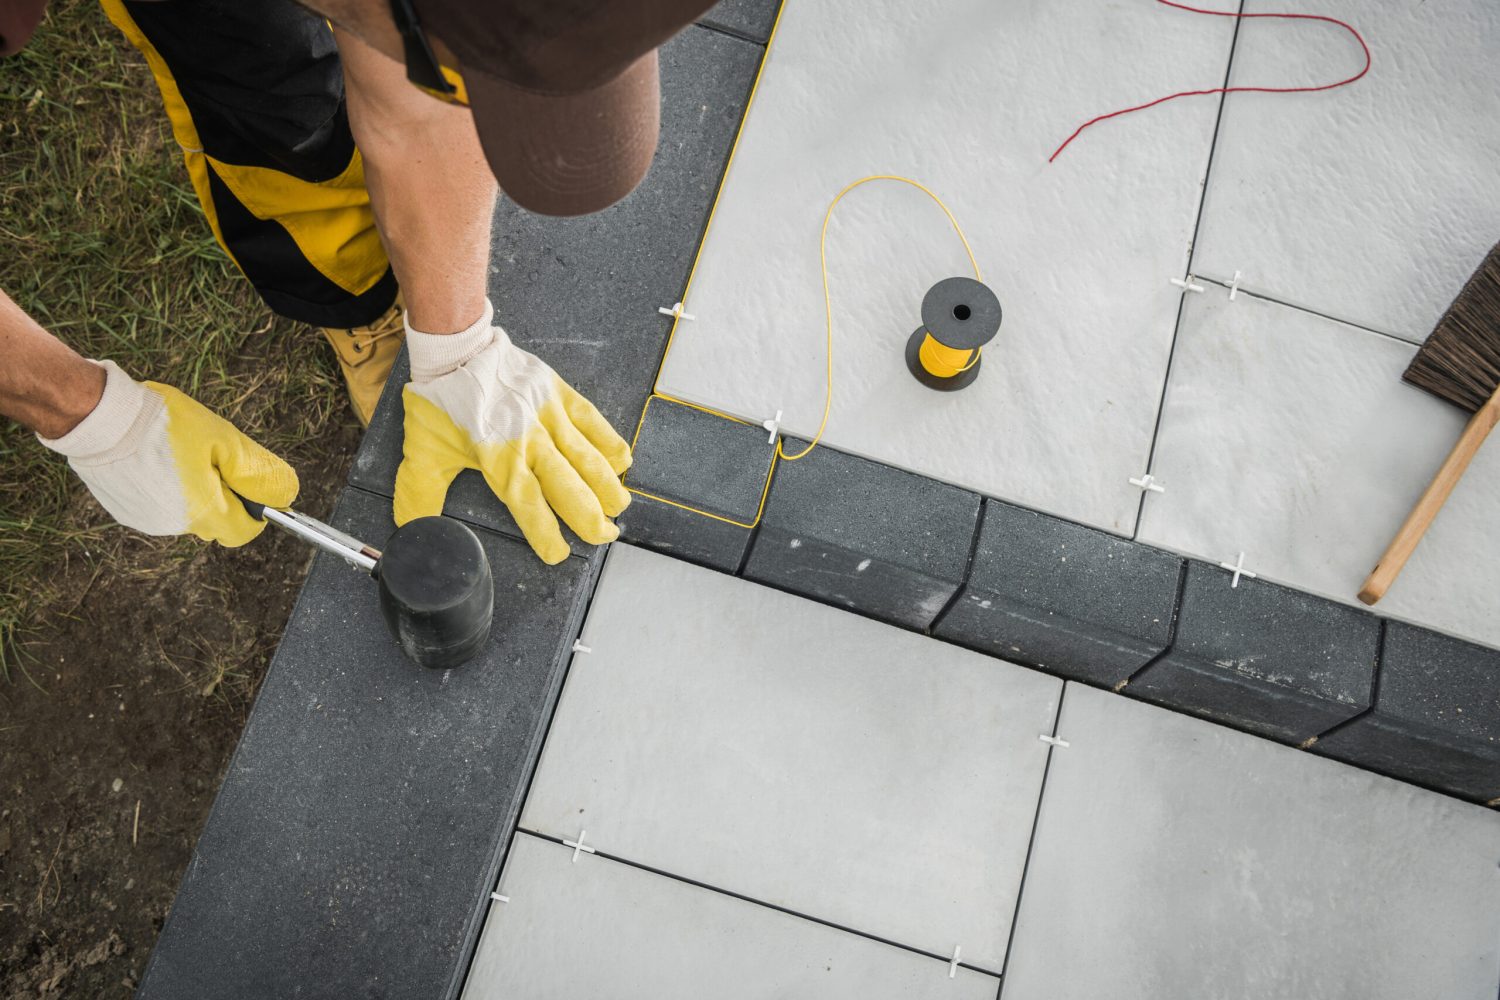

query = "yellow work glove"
[
  {"left": 38, "top": 360, "right": 298, "bottom": 546},
  {"left": 395, "top": 299, "right": 631, "bottom": 565}
]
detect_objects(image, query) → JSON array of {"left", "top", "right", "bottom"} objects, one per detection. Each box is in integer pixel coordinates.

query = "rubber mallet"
[
  {"left": 1360, "top": 243, "right": 1500, "bottom": 605},
  {"left": 241, "top": 497, "right": 494, "bottom": 668}
]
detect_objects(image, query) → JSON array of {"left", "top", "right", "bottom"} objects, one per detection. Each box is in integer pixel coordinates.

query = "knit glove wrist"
[
  {"left": 38, "top": 360, "right": 298, "bottom": 546},
  {"left": 396, "top": 300, "right": 632, "bottom": 565}
]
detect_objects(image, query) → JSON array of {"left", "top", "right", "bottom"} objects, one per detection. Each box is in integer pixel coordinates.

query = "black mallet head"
[
  {"left": 374, "top": 516, "right": 495, "bottom": 670},
  {"left": 239, "top": 497, "right": 496, "bottom": 670}
]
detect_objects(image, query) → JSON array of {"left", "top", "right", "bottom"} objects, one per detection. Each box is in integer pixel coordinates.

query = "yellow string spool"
[
  {"left": 905, "top": 276, "right": 1002, "bottom": 391},
  {"left": 624, "top": 174, "right": 987, "bottom": 527},
  {"left": 917, "top": 334, "right": 980, "bottom": 377}
]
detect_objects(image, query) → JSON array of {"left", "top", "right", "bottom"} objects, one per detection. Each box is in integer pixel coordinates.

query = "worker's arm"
[
  {"left": 2, "top": 287, "right": 297, "bottom": 545},
  {"left": 0, "top": 289, "right": 106, "bottom": 439},
  {"left": 334, "top": 28, "right": 494, "bottom": 335},
  {"left": 336, "top": 31, "right": 633, "bottom": 564}
]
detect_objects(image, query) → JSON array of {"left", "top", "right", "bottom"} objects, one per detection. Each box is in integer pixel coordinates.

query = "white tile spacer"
[
  {"left": 1039, "top": 734, "right": 1070, "bottom": 748},
  {"left": 657, "top": 301, "right": 695, "bottom": 321},
  {"left": 1129, "top": 473, "right": 1166, "bottom": 494},
  {"left": 1170, "top": 274, "right": 1205, "bottom": 294},
  {"left": 948, "top": 944, "right": 962, "bottom": 979},
  {"left": 762, "top": 409, "right": 783, "bottom": 445},
  {"left": 572, "top": 640, "right": 592, "bottom": 654},
  {"left": 490, "top": 892, "right": 510, "bottom": 903},
  {"left": 564, "top": 829, "right": 596, "bottom": 863},
  {"left": 1218, "top": 551, "right": 1257, "bottom": 588},
  {"left": 1228, "top": 270, "right": 1243, "bottom": 301}
]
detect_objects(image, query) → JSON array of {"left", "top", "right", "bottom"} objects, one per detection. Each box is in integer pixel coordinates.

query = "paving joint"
[
  {"left": 732, "top": 438, "right": 783, "bottom": 577},
  {"left": 1116, "top": 558, "right": 1191, "bottom": 692},
  {"left": 1298, "top": 615, "right": 1390, "bottom": 750},
  {"left": 1133, "top": 0, "right": 1249, "bottom": 540},
  {"left": 693, "top": 18, "right": 768, "bottom": 46},
  {"left": 925, "top": 495, "right": 989, "bottom": 636},
  {"left": 993, "top": 685, "right": 1067, "bottom": 999},
  {"left": 513, "top": 828, "right": 1004, "bottom": 979},
  {"left": 1192, "top": 274, "right": 1414, "bottom": 345},
  {"left": 446, "top": 546, "right": 610, "bottom": 997}
]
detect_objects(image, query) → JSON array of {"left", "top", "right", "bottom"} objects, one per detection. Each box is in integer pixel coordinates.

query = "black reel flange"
[{"left": 904, "top": 275, "right": 1002, "bottom": 391}]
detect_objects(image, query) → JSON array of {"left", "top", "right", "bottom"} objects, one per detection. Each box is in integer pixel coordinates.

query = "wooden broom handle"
[{"left": 1359, "top": 385, "right": 1500, "bottom": 605}]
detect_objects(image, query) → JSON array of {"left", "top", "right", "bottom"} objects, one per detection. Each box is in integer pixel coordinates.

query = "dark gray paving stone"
[
  {"left": 1125, "top": 562, "right": 1379, "bottom": 745},
  {"left": 350, "top": 25, "right": 763, "bottom": 541},
  {"left": 136, "top": 488, "right": 597, "bottom": 1000},
  {"left": 700, "top": 0, "right": 781, "bottom": 42},
  {"left": 1315, "top": 623, "right": 1500, "bottom": 804},
  {"left": 742, "top": 439, "right": 980, "bottom": 631},
  {"left": 616, "top": 397, "right": 776, "bottom": 572},
  {"left": 934, "top": 500, "right": 1182, "bottom": 687}
]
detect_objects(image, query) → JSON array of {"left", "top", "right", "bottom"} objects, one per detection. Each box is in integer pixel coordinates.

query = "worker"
[{"left": 0, "top": 0, "right": 713, "bottom": 565}]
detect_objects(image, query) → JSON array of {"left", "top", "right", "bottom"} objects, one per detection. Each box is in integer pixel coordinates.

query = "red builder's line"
[{"left": 1048, "top": 0, "right": 1370, "bottom": 163}]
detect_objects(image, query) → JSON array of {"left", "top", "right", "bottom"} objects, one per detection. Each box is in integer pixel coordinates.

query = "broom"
[{"left": 1359, "top": 243, "right": 1500, "bottom": 605}]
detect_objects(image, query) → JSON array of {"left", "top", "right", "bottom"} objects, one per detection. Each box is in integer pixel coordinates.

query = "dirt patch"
[
  {"left": 1, "top": 3, "right": 380, "bottom": 993},
  {"left": 0, "top": 418, "right": 361, "bottom": 999}
]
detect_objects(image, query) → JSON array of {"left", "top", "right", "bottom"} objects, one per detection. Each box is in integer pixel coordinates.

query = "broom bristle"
[{"left": 1404, "top": 242, "right": 1500, "bottom": 413}]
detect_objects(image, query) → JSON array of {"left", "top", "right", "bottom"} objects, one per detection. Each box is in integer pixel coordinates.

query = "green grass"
[{"left": 0, "top": 0, "right": 346, "bottom": 681}]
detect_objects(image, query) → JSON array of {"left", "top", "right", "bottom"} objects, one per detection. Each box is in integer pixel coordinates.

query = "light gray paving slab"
[
  {"left": 655, "top": 0, "right": 1235, "bottom": 535},
  {"left": 1193, "top": 0, "right": 1500, "bottom": 341},
  {"left": 520, "top": 543, "right": 1061, "bottom": 973},
  {"left": 462, "top": 834, "right": 997, "bottom": 999},
  {"left": 1137, "top": 289, "right": 1500, "bottom": 650},
  {"left": 1002, "top": 683, "right": 1500, "bottom": 1000}
]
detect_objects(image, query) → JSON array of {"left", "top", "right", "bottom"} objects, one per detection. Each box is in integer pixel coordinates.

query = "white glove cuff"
[
  {"left": 37, "top": 359, "right": 151, "bottom": 459},
  {"left": 406, "top": 298, "right": 502, "bottom": 383}
]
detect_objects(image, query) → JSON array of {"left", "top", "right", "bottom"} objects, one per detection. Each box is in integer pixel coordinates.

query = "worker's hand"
[
  {"left": 38, "top": 361, "right": 298, "bottom": 546},
  {"left": 395, "top": 300, "right": 631, "bottom": 565}
]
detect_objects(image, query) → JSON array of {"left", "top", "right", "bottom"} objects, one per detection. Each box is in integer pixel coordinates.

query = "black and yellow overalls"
[{"left": 101, "top": 0, "right": 398, "bottom": 331}]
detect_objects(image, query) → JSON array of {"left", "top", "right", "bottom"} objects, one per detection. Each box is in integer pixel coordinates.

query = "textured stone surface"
[
  {"left": 1126, "top": 561, "right": 1379, "bottom": 745},
  {"left": 1002, "top": 683, "right": 1500, "bottom": 1000},
  {"left": 350, "top": 24, "right": 763, "bottom": 540},
  {"left": 137, "top": 488, "right": 596, "bottom": 1000},
  {"left": 520, "top": 545, "right": 1059, "bottom": 974},
  {"left": 700, "top": 0, "right": 780, "bottom": 42},
  {"left": 1137, "top": 289, "right": 1500, "bottom": 651},
  {"left": 935, "top": 500, "right": 1182, "bottom": 687},
  {"left": 1194, "top": 0, "right": 1500, "bottom": 341},
  {"left": 741, "top": 438, "right": 980, "bottom": 630},
  {"left": 656, "top": 0, "right": 1237, "bottom": 535},
  {"left": 617, "top": 396, "right": 776, "bottom": 572},
  {"left": 1316, "top": 623, "right": 1500, "bottom": 804},
  {"left": 462, "top": 835, "right": 999, "bottom": 998}
]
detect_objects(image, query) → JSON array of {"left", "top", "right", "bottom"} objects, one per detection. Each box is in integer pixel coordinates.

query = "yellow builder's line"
[
  {"left": 624, "top": 5, "right": 982, "bottom": 527},
  {"left": 918, "top": 328, "right": 983, "bottom": 377}
]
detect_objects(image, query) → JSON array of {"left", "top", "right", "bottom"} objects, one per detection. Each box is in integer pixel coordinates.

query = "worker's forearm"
[
  {"left": 0, "top": 289, "right": 106, "bottom": 439},
  {"left": 336, "top": 28, "right": 496, "bottom": 335}
]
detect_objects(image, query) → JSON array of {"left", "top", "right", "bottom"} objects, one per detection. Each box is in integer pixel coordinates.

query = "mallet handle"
[
  {"left": 1359, "top": 385, "right": 1500, "bottom": 605},
  {"left": 236, "top": 492, "right": 382, "bottom": 574}
]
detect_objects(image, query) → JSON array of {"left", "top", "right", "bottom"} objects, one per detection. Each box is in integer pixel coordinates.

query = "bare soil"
[{"left": 0, "top": 419, "right": 361, "bottom": 999}]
